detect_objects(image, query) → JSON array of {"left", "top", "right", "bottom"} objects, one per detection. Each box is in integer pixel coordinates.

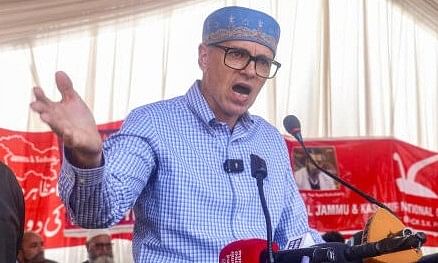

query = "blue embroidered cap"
[{"left": 202, "top": 6, "right": 280, "bottom": 55}]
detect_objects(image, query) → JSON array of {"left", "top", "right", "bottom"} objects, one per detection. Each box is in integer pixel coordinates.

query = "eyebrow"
[{"left": 224, "top": 45, "right": 274, "bottom": 59}]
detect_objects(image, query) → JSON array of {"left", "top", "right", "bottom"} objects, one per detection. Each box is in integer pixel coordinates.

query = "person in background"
[
  {"left": 30, "top": 5, "right": 324, "bottom": 262},
  {"left": 322, "top": 231, "right": 346, "bottom": 243},
  {"left": 17, "top": 231, "right": 58, "bottom": 263},
  {"left": 294, "top": 150, "right": 338, "bottom": 190},
  {"left": 0, "top": 161, "right": 25, "bottom": 263},
  {"left": 82, "top": 229, "right": 114, "bottom": 263}
]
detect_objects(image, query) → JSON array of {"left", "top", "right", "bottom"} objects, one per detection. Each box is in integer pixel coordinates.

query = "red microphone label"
[{"left": 220, "top": 249, "right": 242, "bottom": 263}]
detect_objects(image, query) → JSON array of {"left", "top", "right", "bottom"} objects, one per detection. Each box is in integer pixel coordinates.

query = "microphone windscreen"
[
  {"left": 283, "top": 115, "right": 303, "bottom": 143},
  {"left": 283, "top": 115, "right": 301, "bottom": 134},
  {"left": 219, "top": 239, "right": 279, "bottom": 263}
]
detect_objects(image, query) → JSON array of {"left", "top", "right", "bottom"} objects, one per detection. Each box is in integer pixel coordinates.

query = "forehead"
[
  {"left": 23, "top": 233, "right": 42, "bottom": 244},
  {"left": 90, "top": 234, "right": 111, "bottom": 243},
  {"left": 219, "top": 40, "right": 273, "bottom": 57}
]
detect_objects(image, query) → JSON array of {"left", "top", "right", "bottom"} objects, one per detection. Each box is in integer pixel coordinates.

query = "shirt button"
[{"left": 79, "top": 178, "right": 85, "bottom": 184}]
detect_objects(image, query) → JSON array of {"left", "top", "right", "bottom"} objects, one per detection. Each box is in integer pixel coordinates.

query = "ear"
[
  {"left": 198, "top": 43, "right": 208, "bottom": 71},
  {"left": 17, "top": 250, "right": 23, "bottom": 261}
]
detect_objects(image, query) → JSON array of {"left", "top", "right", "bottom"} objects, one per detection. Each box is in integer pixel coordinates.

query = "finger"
[
  {"left": 32, "top": 86, "right": 51, "bottom": 104},
  {"left": 30, "top": 86, "right": 51, "bottom": 113},
  {"left": 30, "top": 100, "right": 46, "bottom": 113},
  {"left": 55, "top": 71, "right": 76, "bottom": 101}
]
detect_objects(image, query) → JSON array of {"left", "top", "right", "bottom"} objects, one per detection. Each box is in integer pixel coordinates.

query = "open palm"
[{"left": 30, "top": 71, "right": 103, "bottom": 167}]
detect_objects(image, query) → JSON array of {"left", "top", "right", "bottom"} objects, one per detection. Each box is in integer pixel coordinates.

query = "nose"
[{"left": 241, "top": 59, "right": 257, "bottom": 77}]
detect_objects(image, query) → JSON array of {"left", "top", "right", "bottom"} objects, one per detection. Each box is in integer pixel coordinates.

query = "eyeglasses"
[{"left": 211, "top": 44, "right": 281, "bottom": 79}]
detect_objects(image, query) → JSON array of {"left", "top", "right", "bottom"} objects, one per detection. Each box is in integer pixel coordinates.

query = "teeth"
[{"left": 232, "top": 84, "right": 250, "bottom": 95}]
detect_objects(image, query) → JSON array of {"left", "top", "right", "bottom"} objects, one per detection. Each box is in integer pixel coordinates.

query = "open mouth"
[{"left": 232, "top": 84, "right": 251, "bottom": 95}]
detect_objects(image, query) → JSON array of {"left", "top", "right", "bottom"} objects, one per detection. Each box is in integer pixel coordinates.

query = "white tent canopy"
[{"left": 0, "top": 0, "right": 437, "bottom": 151}]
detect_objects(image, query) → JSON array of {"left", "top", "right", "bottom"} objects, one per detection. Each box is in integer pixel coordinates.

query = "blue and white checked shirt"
[{"left": 60, "top": 80, "right": 322, "bottom": 262}]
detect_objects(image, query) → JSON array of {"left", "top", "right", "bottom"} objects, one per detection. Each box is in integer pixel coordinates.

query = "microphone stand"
[{"left": 250, "top": 154, "right": 275, "bottom": 263}]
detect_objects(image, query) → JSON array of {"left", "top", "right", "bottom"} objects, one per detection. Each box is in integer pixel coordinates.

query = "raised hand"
[{"left": 30, "top": 71, "right": 103, "bottom": 168}]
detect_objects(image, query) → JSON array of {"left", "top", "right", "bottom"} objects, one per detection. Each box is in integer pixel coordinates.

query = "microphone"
[
  {"left": 275, "top": 232, "right": 425, "bottom": 263},
  {"left": 250, "top": 154, "right": 274, "bottom": 263},
  {"left": 283, "top": 115, "right": 393, "bottom": 213},
  {"left": 419, "top": 252, "right": 438, "bottom": 263},
  {"left": 219, "top": 238, "right": 335, "bottom": 263},
  {"left": 274, "top": 246, "right": 336, "bottom": 262},
  {"left": 219, "top": 232, "right": 425, "bottom": 263},
  {"left": 283, "top": 115, "right": 303, "bottom": 142},
  {"left": 219, "top": 239, "right": 279, "bottom": 263},
  {"left": 223, "top": 159, "right": 244, "bottom": 173}
]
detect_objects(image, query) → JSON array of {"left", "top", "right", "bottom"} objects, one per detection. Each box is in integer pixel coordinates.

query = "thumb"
[{"left": 55, "top": 71, "right": 76, "bottom": 101}]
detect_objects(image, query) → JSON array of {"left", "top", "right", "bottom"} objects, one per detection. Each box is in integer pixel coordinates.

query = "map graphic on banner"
[{"left": 1, "top": 122, "right": 437, "bottom": 249}]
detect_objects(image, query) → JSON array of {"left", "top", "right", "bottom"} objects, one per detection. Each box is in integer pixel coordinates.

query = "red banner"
[
  {"left": 0, "top": 121, "right": 130, "bottom": 249},
  {"left": 1, "top": 124, "right": 437, "bottom": 249},
  {"left": 285, "top": 136, "right": 438, "bottom": 246}
]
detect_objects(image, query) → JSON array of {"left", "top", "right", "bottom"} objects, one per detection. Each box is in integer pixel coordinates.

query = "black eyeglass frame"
[{"left": 210, "top": 44, "right": 281, "bottom": 79}]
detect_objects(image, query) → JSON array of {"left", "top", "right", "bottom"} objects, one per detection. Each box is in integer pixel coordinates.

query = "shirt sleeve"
[{"left": 59, "top": 110, "right": 157, "bottom": 228}]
